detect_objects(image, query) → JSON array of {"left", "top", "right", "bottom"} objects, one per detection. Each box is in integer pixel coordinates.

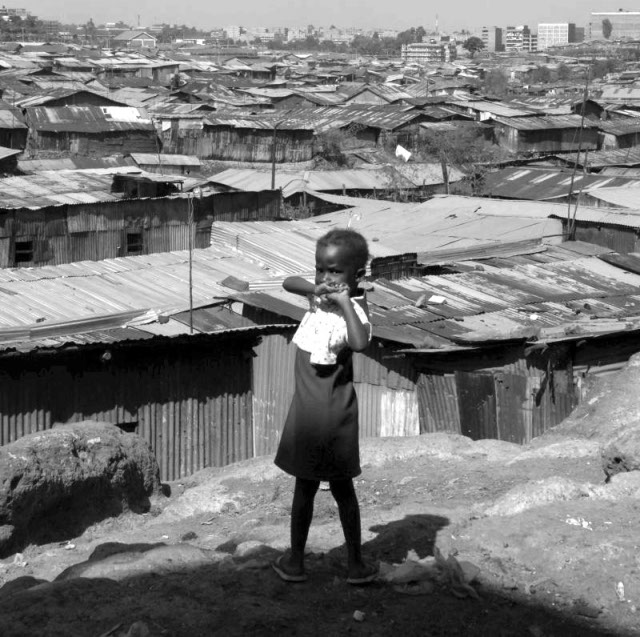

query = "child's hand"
[
  {"left": 325, "top": 283, "right": 350, "bottom": 305},
  {"left": 315, "top": 282, "right": 337, "bottom": 298}
]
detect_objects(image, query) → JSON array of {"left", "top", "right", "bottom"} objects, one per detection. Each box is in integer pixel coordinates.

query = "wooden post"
[
  {"left": 440, "top": 157, "right": 449, "bottom": 194},
  {"left": 271, "top": 124, "right": 278, "bottom": 190}
]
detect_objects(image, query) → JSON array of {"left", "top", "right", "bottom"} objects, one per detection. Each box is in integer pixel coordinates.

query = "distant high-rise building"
[
  {"left": 481, "top": 26, "right": 503, "bottom": 52},
  {"left": 537, "top": 23, "right": 576, "bottom": 49},
  {"left": 224, "top": 25, "right": 243, "bottom": 40},
  {"left": 505, "top": 25, "right": 537, "bottom": 52},
  {"left": 589, "top": 11, "right": 640, "bottom": 40}
]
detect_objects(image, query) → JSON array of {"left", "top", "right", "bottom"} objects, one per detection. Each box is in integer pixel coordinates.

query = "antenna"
[
  {"left": 435, "top": 14, "right": 439, "bottom": 35},
  {"left": 188, "top": 193, "right": 194, "bottom": 334}
]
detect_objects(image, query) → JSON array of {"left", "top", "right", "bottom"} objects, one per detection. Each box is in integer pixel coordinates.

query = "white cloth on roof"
[{"left": 293, "top": 294, "right": 371, "bottom": 365}]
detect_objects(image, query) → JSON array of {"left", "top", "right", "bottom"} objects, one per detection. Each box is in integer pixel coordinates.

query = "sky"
[{"left": 27, "top": 0, "right": 632, "bottom": 32}]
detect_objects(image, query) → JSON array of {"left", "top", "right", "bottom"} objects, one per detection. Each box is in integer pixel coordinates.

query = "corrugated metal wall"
[
  {"left": 354, "top": 343, "right": 419, "bottom": 438},
  {"left": 415, "top": 345, "right": 579, "bottom": 444},
  {"left": 0, "top": 339, "right": 253, "bottom": 481},
  {"left": 2, "top": 190, "right": 281, "bottom": 267},
  {"left": 570, "top": 223, "right": 639, "bottom": 255},
  {"left": 252, "top": 332, "right": 296, "bottom": 456},
  {"left": 33, "top": 131, "right": 159, "bottom": 156},
  {"left": 162, "top": 126, "right": 315, "bottom": 162}
]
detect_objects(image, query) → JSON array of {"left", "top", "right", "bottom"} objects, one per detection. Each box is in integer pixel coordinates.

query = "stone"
[
  {"left": 234, "top": 540, "right": 271, "bottom": 559},
  {"left": 0, "top": 421, "right": 162, "bottom": 557}
]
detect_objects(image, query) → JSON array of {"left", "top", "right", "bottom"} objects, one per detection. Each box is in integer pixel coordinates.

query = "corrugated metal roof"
[
  {"left": 582, "top": 187, "right": 640, "bottom": 209},
  {"left": 26, "top": 105, "right": 155, "bottom": 133},
  {"left": 130, "top": 153, "right": 201, "bottom": 167},
  {"left": 209, "top": 167, "right": 419, "bottom": 197},
  {"left": 0, "top": 168, "right": 176, "bottom": 209},
  {"left": 0, "top": 245, "right": 283, "bottom": 333},
  {"left": 561, "top": 148, "right": 640, "bottom": 168},
  {"left": 204, "top": 104, "right": 424, "bottom": 134},
  {"left": 18, "top": 155, "right": 133, "bottom": 174},
  {"left": 15, "top": 88, "right": 124, "bottom": 108},
  {"left": 0, "top": 105, "right": 27, "bottom": 129},
  {"left": 493, "top": 114, "right": 598, "bottom": 131},
  {"left": 0, "top": 146, "right": 21, "bottom": 160},
  {"left": 449, "top": 99, "right": 535, "bottom": 118},
  {"left": 549, "top": 207, "right": 640, "bottom": 229},
  {"left": 482, "top": 166, "right": 640, "bottom": 201},
  {"left": 233, "top": 252, "right": 640, "bottom": 348},
  {"left": 296, "top": 194, "right": 565, "bottom": 253},
  {"left": 599, "top": 84, "right": 640, "bottom": 102},
  {"left": 0, "top": 170, "right": 121, "bottom": 209},
  {"left": 597, "top": 119, "right": 640, "bottom": 136},
  {"left": 600, "top": 167, "right": 640, "bottom": 177}
]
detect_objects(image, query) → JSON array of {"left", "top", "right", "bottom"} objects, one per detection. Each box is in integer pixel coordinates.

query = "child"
[{"left": 272, "top": 228, "right": 378, "bottom": 585}]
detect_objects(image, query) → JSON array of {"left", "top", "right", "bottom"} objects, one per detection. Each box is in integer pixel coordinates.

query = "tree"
[
  {"left": 602, "top": 18, "right": 612, "bottom": 39},
  {"left": 414, "top": 125, "right": 507, "bottom": 195},
  {"left": 530, "top": 65, "right": 551, "bottom": 83},
  {"left": 84, "top": 18, "right": 97, "bottom": 44},
  {"left": 462, "top": 36, "right": 484, "bottom": 58}
]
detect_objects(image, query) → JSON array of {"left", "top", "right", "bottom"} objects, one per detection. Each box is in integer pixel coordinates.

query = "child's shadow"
[
  {"left": 326, "top": 513, "right": 449, "bottom": 564},
  {"left": 363, "top": 514, "right": 450, "bottom": 562}
]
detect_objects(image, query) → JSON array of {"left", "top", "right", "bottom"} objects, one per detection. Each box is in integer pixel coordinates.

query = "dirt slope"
[{"left": 0, "top": 430, "right": 638, "bottom": 637}]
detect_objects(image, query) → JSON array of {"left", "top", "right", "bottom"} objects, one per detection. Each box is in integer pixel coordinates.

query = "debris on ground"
[{"left": 379, "top": 547, "right": 480, "bottom": 599}]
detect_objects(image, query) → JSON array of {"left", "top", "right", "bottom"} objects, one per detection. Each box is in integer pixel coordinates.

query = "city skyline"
[{"left": 18, "top": 0, "right": 630, "bottom": 32}]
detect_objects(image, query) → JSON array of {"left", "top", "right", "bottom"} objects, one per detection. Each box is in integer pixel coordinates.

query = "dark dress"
[{"left": 274, "top": 346, "right": 361, "bottom": 481}]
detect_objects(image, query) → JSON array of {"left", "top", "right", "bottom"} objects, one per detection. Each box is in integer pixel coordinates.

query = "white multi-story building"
[
  {"left": 0, "top": 7, "right": 28, "bottom": 20},
  {"left": 481, "top": 26, "right": 503, "bottom": 51},
  {"left": 537, "top": 22, "right": 576, "bottom": 49},
  {"left": 504, "top": 25, "right": 537, "bottom": 52},
  {"left": 224, "top": 25, "right": 243, "bottom": 40},
  {"left": 287, "top": 27, "right": 307, "bottom": 42},
  {"left": 401, "top": 42, "right": 457, "bottom": 64}
]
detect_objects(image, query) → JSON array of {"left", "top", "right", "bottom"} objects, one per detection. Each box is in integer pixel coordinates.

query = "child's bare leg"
[
  {"left": 330, "top": 478, "right": 375, "bottom": 579},
  {"left": 283, "top": 477, "right": 319, "bottom": 574}
]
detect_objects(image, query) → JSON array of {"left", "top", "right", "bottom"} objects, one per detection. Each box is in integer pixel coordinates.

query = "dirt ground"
[{"left": 1, "top": 432, "right": 639, "bottom": 637}]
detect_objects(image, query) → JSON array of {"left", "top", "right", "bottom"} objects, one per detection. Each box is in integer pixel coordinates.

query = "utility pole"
[{"left": 271, "top": 120, "right": 284, "bottom": 189}]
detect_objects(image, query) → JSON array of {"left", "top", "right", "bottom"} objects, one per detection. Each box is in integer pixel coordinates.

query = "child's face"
[{"left": 315, "top": 243, "right": 363, "bottom": 295}]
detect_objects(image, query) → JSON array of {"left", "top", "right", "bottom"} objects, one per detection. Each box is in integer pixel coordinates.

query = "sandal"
[{"left": 272, "top": 555, "right": 307, "bottom": 583}]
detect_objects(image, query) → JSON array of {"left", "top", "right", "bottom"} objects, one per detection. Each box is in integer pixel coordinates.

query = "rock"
[
  {"left": 154, "top": 480, "right": 243, "bottom": 523},
  {"left": 0, "top": 421, "right": 162, "bottom": 557},
  {"left": 234, "top": 540, "right": 271, "bottom": 559},
  {"left": 55, "top": 543, "right": 222, "bottom": 582},
  {"left": 483, "top": 477, "right": 592, "bottom": 517},
  {"left": 0, "top": 576, "right": 48, "bottom": 600},
  {"left": 601, "top": 426, "right": 640, "bottom": 479}
]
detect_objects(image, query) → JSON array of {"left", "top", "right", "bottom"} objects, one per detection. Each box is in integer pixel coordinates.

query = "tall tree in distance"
[
  {"left": 602, "top": 18, "right": 613, "bottom": 39},
  {"left": 463, "top": 36, "right": 484, "bottom": 58}
]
